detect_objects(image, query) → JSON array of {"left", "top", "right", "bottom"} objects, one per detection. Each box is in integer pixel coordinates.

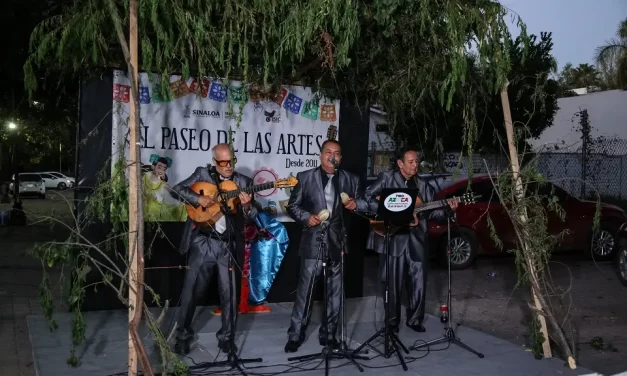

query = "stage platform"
[{"left": 27, "top": 296, "right": 595, "bottom": 376}]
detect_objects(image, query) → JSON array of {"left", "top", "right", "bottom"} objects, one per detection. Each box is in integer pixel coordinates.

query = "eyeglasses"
[{"left": 213, "top": 157, "right": 237, "bottom": 167}]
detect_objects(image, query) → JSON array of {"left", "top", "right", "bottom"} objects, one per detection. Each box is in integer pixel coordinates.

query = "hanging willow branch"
[{"left": 24, "top": 0, "right": 526, "bottom": 143}]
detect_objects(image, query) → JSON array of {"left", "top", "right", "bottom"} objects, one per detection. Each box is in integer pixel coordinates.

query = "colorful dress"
[{"left": 142, "top": 173, "right": 187, "bottom": 222}]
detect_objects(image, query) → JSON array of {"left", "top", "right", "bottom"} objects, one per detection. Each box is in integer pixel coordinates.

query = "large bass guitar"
[
  {"left": 368, "top": 192, "right": 479, "bottom": 236},
  {"left": 186, "top": 177, "right": 298, "bottom": 224}
]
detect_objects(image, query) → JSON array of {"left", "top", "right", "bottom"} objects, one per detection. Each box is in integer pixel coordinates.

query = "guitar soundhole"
[{"left": 199, "top": 189, "right": 206, "bottom": 212}]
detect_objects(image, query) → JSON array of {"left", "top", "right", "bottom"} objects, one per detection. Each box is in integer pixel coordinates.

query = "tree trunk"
[
  {"left": 127, "top": 0, "right": 139, "bottom": 372},
  {"left": 122, "top": 0, "right": 150, "bottom": 374},
  {"left": 500, "top": 84, "right": 576, "bottom": 369}
]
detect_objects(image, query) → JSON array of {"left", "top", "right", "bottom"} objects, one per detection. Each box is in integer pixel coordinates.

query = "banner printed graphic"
[{"left": 111, "top": 70, "right": 340, "bottom": 222}]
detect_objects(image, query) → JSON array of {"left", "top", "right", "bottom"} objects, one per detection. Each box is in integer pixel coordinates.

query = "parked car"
[
  {"left": 427, "top": 174, "right": 627, "bottom": 270},
  {"left": 40, "top": 172, "right": 75, "bottom": 189},
  {"left": 8, "top": 173, "right": 46, "bottom": 199},
  {"left": 37, "top": 172, "right": 73, "bottom": 190}
]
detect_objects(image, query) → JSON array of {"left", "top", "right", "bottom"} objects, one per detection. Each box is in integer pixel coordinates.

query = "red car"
[{"left": 427, "top": 175, "right": 627, "bottom": 270}]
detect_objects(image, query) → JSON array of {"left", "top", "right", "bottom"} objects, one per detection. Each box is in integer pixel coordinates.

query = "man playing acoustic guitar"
[
  {"left": 171, "top": 143, "right": 257, "bottom": 355},
  {"left": 361, "top": 147, "right": 458, "bottom": 333}
]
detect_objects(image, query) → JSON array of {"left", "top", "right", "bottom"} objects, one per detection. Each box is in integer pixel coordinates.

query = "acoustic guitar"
[
  {"left": 186, "top": 177, "right": 298, "bottom": 224},
  {"left": 369, "top": 192, "right": 480, "bottom": 236}
]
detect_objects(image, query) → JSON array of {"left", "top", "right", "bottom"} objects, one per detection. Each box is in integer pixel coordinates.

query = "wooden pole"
[
  {"left": 128, "top": 0, "right": 139, "bottom": 374},
  {"left": 500, "top": 83, "right": 552, "bottom": 359}
]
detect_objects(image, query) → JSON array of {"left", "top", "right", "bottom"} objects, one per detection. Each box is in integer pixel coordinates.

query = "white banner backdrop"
[{"left": 111, "top": 70, "right": 340, "bottom": 222}]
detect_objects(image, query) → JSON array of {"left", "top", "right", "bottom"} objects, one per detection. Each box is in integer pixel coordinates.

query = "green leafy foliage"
[
  {"left": 28, "top": 150, "right": 188, "bottom": 372},
  {"left": 24, "top": 0, "right": 527, "bottom": 148},
  {"left": 391, "top": 32, "right": 558, "bottom": 158}
]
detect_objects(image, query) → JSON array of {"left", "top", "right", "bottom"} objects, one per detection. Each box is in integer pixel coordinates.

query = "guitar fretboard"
[
  {"left": 224, "top": 182, "right": 276, "bottom": 199},
  {"left": 414, "top": 198, "right": 457, "bottom": 214}
]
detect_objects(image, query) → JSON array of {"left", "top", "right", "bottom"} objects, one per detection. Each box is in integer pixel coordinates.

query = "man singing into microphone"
[
  {"left": 284, "top": 139, "right": 363, "bottom": 353},
  {"left": 362, "top": 147, "right": 458, "bottom": 333},
  {"left": 170, "top": 143, "right": 257, "bottom": 355}
]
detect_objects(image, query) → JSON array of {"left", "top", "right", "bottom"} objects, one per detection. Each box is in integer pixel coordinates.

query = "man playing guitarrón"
[
  {"left": 284, "top": 139, "right": 363, "bottom": 353},
  {"left": 171, "top": 143, "right": 257, "bottom": 355},
  {"left": 361, "top": 147, "right": 457, "bottom": 333}
]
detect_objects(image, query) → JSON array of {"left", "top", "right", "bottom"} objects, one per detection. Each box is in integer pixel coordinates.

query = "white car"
[
  {"left": 37, "top": 172, "right": 74, "bottom": 190},
  {"left": 9, "top": 173, "right": 46, "bottom": 199}
]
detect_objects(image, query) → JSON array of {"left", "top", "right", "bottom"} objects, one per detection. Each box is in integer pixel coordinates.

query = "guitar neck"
[
  {"left": 415, "top": 198, "right": 455, "bottom": 214},
  {"left": 224, "top": 182, "right": 276, "bottom": 199}
]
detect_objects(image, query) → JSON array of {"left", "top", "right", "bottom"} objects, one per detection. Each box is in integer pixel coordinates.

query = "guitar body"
[
  {"left": 184, "top": 176, "right": 299, "bottom": 225},
  {"left": 369, "top": 196, "right": 423, "bottom": 237},
  {"left": 186, "top": 181, "right": 240, "bottom": 225}
]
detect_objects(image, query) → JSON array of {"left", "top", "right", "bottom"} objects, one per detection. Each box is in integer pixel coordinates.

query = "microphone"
[
  {"left": 420, "top": 160, "right": 433, "bottom": 169},
  {"left": 329, "top": 157, "right": 339, "bottom": 170}
]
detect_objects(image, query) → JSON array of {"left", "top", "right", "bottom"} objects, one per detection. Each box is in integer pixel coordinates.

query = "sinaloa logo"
[
  {"left": 183, "top": 106, "right": 221, "bottom": 119},
  {"left": 192, "top": 109, "right": 221, "bottom": 118},
  {"left": 383, "top": 192, "right": 412, "bottom": 212}
]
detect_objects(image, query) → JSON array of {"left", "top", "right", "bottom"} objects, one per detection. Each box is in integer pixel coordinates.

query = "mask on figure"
[{"left": 151, "top": 159, "right": 169, "bottom": 182}]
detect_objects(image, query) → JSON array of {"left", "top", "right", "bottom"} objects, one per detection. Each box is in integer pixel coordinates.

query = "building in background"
[{"left": 367, "top": 90, "right": 627, "bottom": 199}]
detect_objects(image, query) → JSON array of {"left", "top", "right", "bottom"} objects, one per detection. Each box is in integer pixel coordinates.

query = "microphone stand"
[
  {"left": 288, "top": 222, "right": 334, "bottom": 375},
  {"left": 409, "top": 204, "right": 484, "bottom": 359},
  {"left": 204, "top": 168, "right": 263, "bottom": 375},
  {"left": 332, "top": 167, "right": 368, "bottom": 369},
  {"left": 288, "top": 166, "right": 367, "bottom": 375}
]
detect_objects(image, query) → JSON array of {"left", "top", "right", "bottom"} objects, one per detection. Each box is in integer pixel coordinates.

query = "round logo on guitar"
[
  {"left": 251, "top": 167, "right": 279, "bottom": 197},
  {"left": 383, "top": 192, "right": 413, "bottom": 212}
]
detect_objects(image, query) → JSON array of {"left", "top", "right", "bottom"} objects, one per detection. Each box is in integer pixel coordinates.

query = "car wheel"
[
  {"left": 57, "top": 182, "right": 67, "bottom": 190},
  {"left": 39, "top": 193, "right": 46, "bottom": 199},
  {"left": 616, "top": 238, "right": 627, "bottom": 287},
  {"left": 590, "top": 222, "right": 618, "bottom": 261},
  {"left": 439, "top": 227, "right": 479, "bottom": 270}
]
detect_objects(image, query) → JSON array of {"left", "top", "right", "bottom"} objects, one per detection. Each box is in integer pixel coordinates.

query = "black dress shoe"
[
  {"left": 174, "top": 338, "right": 191, "bottom": 355},
  {"left": 218, "top": 340, "right": 238, "bottom": 354},
  {"left": 284, "top": 340, "right": 301, "bottom": 353},
  {"left": 406, "top": 323, "right": 426, "bottom": 332}
]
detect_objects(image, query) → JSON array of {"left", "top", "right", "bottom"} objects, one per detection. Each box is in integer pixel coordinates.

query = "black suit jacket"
[
  {"left": 360, "top": 170, "right": 447, "bottom": 258},
  {"left": 170, "top": 166, "right": 258, "bottom": 259},
  {"left": 286, "top": 167, "right": 363, "bottom": 260}
]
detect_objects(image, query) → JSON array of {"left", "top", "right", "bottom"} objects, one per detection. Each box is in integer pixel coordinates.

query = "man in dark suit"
[
  {"left": 284, "top": 139, "right": 364, "bottom": 353},
  {"left": 361, "top": 147, "right": 457, "bottom": 333},
  {"left": 170, "top": 143, "right": 257, "bottom": 355}
]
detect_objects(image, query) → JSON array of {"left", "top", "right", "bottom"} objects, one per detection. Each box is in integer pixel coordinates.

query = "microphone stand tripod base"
[
  {"left": 410, "top": 326, "right": 484, "bottom": 358},
  {"left": 204, "top": 351, "right": 262, "bottom": 376},
  {"left": 349, "top": 222, "right": 410, "bottom": 371}
]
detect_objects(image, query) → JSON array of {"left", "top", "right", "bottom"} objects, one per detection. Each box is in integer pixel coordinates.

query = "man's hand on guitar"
[
  {"left": 197, "top": 195, "right": 215, "bottom": 208},
  {"left": 239, "top": 192, "right": 252, "bottom": 208},
  {"left": 447, "top": 198, "right": 459, "bottom": 211},
  {"left": 308, "top": 214, "right": 321, "bottom": 227}
]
